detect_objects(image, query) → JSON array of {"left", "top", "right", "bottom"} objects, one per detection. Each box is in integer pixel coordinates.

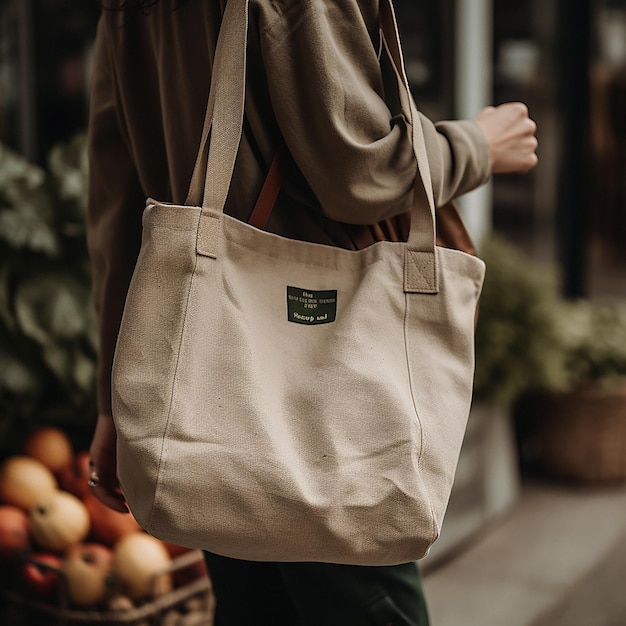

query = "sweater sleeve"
[
  {"left": 258, "top": 0, "right": 490, "bottom": 223},
  {"left": 87, "top": 17, "right": 145, "bottom": 415},
  {"left": 425, "top": 117, "right": 491, "bottom": 207}
]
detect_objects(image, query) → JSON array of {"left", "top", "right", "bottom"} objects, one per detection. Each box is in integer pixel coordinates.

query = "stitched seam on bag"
[
  {"left": 145, "top": 231, "right": 201, "bottom": 531},
  {"left": 403, "top": 294, "right": 438, "bottom": 548},
  {"left": 403, "top": 292, "right": 424, "bottom": 464},
  {"left": 150, "top": 225, "right": 198, "bottom": 233},
  {"left": 225, "top": 235, "right": 395, "bottom": 272}
]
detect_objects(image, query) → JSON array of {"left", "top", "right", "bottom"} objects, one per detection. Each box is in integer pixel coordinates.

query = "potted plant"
[
  {"left": 473, "top": 236, "right": 570, "bottom": 407},
  {"left": 473, "top": 235, "right": 626, "bottom": 483},
  {"left": 518, "top": 299, "right": 626, "bottom": 483}
]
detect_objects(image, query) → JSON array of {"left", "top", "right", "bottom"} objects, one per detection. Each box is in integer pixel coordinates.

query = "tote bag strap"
[
  {"left": 185, "top": 0, "right": 248, "bottom": 210},
  {"left": 378, "top": 0, "right": 438, "bottom": 292},
  {"left": 186, "top": 0, "right": 438, "bottom": 293}
]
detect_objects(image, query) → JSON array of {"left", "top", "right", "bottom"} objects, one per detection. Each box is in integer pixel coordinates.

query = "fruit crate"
[{"left": 0, "top": 549, "right": 214, "bottom": 625}]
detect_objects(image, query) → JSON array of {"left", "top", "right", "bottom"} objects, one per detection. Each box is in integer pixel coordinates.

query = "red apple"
[
  {"left": 83, "top": 491, "right": 142, "bottom": 547},
  {"left": 0, "top": 505, "right": 30, "bottom": 559},
  {"left": 20, "top": 552, "right": 62, "bottom": 598},
  {"left": 59, "top": 451, "right": 91, "bottom": 499},
  {"left": 23, "top": 427, "right": 73, "bottom": 474},
  {"left": 61, "top": 542, "right": 115, "bottom": 607},
  {"left": 163, "top": 543, "right": 208, "bottom": 587}
]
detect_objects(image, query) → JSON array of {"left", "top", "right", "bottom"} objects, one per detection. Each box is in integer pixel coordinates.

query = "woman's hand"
[
  {"left": 473, "top": 102, "right": 538, "bottom": 174},
  {"left": 88, "top": 413, "right": 129, "bottom": 513}
]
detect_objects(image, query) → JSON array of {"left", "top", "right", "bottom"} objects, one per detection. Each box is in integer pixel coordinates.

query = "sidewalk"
[{"left": 422, "top": 482, "right": 626, "bottom": 626}]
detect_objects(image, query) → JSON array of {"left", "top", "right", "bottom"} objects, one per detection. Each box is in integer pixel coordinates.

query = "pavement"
[{"left": 422, "top": 482, "right": 626, "bottom": 626}]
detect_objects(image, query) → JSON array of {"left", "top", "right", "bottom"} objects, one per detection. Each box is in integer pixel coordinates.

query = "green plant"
[
  {"left": 0, "top": 136, "right": 96, "bottom": 453},
  {"left": 474, "top": 235, "right": 626, "bottom": 406},
  {"left": 474, "top": 236, "right": 569, "bottom": 406},
  {"left": 555, "top": 299, "right": 626, "bottom": 390}
]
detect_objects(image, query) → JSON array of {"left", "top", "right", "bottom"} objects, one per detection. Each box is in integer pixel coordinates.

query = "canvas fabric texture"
[{"left": 111, "top": 0, "right": 485, "bottom": 566}]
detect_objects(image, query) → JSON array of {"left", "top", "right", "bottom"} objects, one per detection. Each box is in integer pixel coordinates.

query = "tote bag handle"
[{"left": 186, "top": 0, "right": 438, "bottom": 293}]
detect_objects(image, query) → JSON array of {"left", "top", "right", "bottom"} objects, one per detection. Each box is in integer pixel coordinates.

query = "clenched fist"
[{"left": 473, "top": 102, "right": 538, "bottom": 175}]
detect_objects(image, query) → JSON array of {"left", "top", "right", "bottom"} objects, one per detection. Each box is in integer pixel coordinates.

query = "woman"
[{"left": 87, "top": 1, "right": 537, "bottom": 624}]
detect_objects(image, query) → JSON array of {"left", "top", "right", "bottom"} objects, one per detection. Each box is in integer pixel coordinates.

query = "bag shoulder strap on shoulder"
[{"left": 185, "top": 0, "right": 440, "bottom": 293}]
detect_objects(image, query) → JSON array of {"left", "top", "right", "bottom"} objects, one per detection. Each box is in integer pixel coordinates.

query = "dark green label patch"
[{"left": 287, "top": 286, "right": 337, "bottom": 325}]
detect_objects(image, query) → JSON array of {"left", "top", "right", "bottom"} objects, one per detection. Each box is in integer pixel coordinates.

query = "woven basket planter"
[{"left": 522, "top": 382, "right": 626, "bottom": 483}]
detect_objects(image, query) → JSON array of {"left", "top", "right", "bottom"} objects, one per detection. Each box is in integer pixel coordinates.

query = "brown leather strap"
[
  {"left": 248, "top": 154, "right": 283, "bottom": 229},
  {"left": 245, "top": 158, "right": 477, "bottom": 259}
]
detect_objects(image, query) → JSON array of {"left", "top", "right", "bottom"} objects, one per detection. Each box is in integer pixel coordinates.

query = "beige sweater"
[{"left": 87, "top": 0, "right": 490, "bottom": 413}]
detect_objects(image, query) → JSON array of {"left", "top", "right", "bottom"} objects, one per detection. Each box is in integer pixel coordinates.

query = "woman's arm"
[
  {"left": 258, "top": 0, "right": 536, "bottom": 221},
  {"left": 87, "top": 17, "right": 143, "bottom": 512}
]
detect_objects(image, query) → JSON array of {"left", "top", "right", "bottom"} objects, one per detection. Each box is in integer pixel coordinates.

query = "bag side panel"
[
  {"left": 405, "top": 247, "right": 485, "bottom": 533},
  {"left": 111, "top": 204, "right": 202, "bottom": 528}
]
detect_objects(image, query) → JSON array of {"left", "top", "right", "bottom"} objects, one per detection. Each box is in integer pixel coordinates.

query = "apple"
[
  {"left": 83, "top": 491, "right": 142, "bottom": 547},
  {"left": 61, "top": 542, "right": 115, "bottom": 607},
  {"left": 113, "top": 532, "right": 172, "bottom": 600},
  {"left": 30, "top": 491, "right": 90, "bottom": 552},
  {"left": 20, "top": 552, "right": 62, "bottom": 598},
  {"left": 0, "top": 505, "right": 30, "bottom": 559},
  {"left": 59, "top": 451, "right": 91, "bottom": 499},
  {"left": 23, "top": 427, "right": 73, "bottom": 474},
  {"left": 0, "top": 456, "right": 57, "bottom": 511},
  {"left": 163, "top": 543, "right": 208, "bottom": 587},
  {"left": 106, "top": 594, "right": 135, "bottom": 611}
]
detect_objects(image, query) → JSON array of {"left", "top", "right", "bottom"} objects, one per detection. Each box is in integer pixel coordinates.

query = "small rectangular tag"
[{"left": 287, "top": 286, "right": 337, "bottom": 325}]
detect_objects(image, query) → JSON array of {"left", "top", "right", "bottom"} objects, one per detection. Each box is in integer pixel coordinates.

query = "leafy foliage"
[
  {"left": 556, "top": 300, "right": 626, "bottom": 390},
  {"left": 475, "top": 236, "right": 626, "bottom": 407},
  {"left": 474, "top": 237, "right": 569, "bottom": 406},
  {"left": 0, "top": 136, "right": 96, "bottom": 451}
]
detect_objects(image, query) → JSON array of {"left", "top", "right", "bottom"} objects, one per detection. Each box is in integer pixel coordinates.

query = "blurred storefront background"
[
  {"left": 2, "top": 0, "right": 624, "bottom": 294},
  {"left": 0, "top": 0, "right": 98, "bottom": 163}
]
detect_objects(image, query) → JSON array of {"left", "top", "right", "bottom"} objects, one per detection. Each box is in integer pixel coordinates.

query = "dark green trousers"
[{"left": 203, "top": 553, "right": 430, "bottom": 626}]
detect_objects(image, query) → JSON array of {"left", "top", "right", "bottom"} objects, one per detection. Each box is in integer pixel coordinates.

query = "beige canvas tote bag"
[{"left": 111, "top": 0, "right": 485, "bottom": 566}]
